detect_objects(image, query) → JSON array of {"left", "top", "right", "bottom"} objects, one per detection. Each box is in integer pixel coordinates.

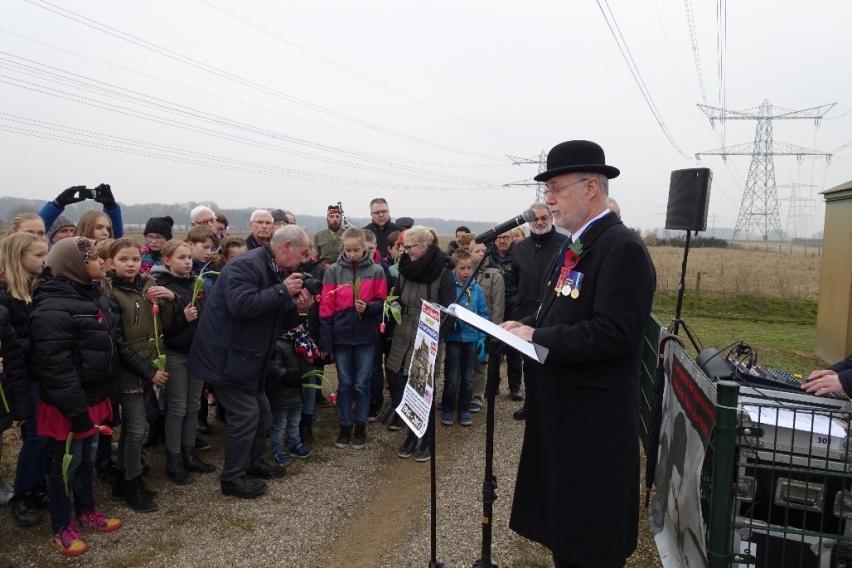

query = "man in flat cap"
[{"left": 503, "top": 140, "right": 655, "bottom": 568}]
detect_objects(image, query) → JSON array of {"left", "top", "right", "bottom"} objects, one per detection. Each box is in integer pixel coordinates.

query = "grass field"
[
  {"left": 652, "top": 289, "right": 824, "bottom": 375},
  {"left": 648, "top": 246, "right": 821, "bottom": 300}
]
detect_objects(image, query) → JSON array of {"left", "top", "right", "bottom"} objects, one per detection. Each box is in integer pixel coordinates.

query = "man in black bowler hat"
[{"left": 502, "top": 140, "right": 655, "bottom": 568}]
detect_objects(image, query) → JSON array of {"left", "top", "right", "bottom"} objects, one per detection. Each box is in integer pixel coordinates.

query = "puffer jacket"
[
  {"left": 108, "top": 273, "right": 175, "bottom": 392},
  {"left": 265, "top": 335, "right": 308, "bottom": 410},
  {"left": 0, "top": 305, "right": 32, "bottom": 431},
  {"left": 152, "top": 267, "right": 203, "bottom": 355},
  {"left": 29, "top": 276, "right": 153, "bottom": 423},
  {"left": 0, "top": 283, "right": 34, "bottom": 368},
  {"left": 318, "top": 251, "right": 387, "bottom": 350}
]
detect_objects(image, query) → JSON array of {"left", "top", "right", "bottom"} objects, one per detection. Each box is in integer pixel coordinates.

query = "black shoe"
[
  {"left": 221, "top": 475, "right": 266, "bottom": 499},
  {"left": 195, "top": 437, "right": 211, "bottom": 452},
  {"left": 335, "top": 425, "right": 353, "bottom": 448},
  {"left": 10, "top": 492, "right": 44, "bottom": 526},
  {"left": 513, "top": 406, "right": 527, "bottom": 420},
  {"left": 197, "top": 422, "right": 212, "bottom": 435},
  {"left": 510, "top": 390, "right": 524, "bottom": 401},
  {"left": 166, "top": 451, "right": 192, "bottom": 485},
  {"left": 398, "top": 433, "right": 417, "bottom": 459},
  {"left": 387, "top": 414, "right": 403, "bottom": 432},
  {"left": 247, "top": 459, "right": 286, "bottom": 479},
  {"left": 183, "top": 446, "right": 216, "bottom": 473},
  {"left": 352, "top": 424, "right": 367, "bottom": 449},
  {"left": 124, "top": 475, "right": 158, "bottom": 512},
  {"left": 414, "top": 442, "right": 431, "bottom": 462}
]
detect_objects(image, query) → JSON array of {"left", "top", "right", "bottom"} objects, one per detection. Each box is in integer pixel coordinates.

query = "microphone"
[{"left": 475, "top": 209, "right": 536, "bottom": 244}]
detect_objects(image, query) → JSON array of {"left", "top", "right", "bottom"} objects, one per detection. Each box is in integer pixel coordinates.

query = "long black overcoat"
[{"left": 510, "top": 212, "right": 655, "bottom": 568}]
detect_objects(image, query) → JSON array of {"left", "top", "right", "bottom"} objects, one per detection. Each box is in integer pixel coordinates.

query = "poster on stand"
[
  {"left": 395, "top": 301, "right": 440, "bottom": 438},
  {"left": 650, "top": 341, "right": 716, "bottom": 568}
]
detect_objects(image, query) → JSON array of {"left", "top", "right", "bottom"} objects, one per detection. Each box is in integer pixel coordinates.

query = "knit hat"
[
  {"left": 327, "top": 205, "right": 342, "bottom": 216},
  {"left": 46, "top": 236, "right": 96, "bottom": 285},
  {"left": 396, "top": 217, "right": 414, "bottom": 230},
  {"left": 270, "top": 209, "right": 289, "bottom": 224},
  {"left": 46, "top": 215, "right": 76, "bottom": 243},
  {"left": 143, "top": 216, "right": 174, "bottom": 240}
]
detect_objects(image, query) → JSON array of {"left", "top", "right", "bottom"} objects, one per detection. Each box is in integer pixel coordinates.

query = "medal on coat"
[{"left": 554, "top": 241, "right": 583, "bottom": 297}]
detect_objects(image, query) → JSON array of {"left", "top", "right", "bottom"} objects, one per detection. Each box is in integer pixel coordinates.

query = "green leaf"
[
  {"left": 389, "top": 302, "right": 402, "bottom": 325},
  {"left": 62, "top": 433, "right": 74, "bottom": 495},
  {"left": 301, "top": 369, "right": 325, "bottom": 380},
  {"left": 0, "top": 381, "right": 9, "bottom": 413},
  {"left": 153, "top": 354, "right": 167, "bottom": 371}
]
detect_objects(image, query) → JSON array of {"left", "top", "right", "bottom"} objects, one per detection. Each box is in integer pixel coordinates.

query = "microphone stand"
[{"left": 426, "top": 250, "right": 491, "bottom": 568}]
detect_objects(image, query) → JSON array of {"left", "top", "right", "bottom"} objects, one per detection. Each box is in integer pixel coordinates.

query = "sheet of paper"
[{"left": 440, "top": 303, "right": 549, "bottom": 363}]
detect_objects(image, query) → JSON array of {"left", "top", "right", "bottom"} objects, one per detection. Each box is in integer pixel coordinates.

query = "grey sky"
[{"left": 1, "top": 0, "right": 850, "bottom": 233}]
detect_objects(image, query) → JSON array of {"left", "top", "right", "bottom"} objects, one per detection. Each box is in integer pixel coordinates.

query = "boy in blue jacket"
[{"left": 441, "top": 250, "right": 488, "bottom": 426}]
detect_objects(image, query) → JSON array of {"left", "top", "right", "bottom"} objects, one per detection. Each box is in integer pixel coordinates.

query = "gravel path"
[{"left": 1, "top": 391, "right": 661, "bottom": 567}]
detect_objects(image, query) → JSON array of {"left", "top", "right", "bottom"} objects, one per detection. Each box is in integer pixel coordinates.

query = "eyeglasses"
[
  {"left": 544, "top": 178, "right": 591, "bottom": 196},
  {"left": 402, "top": 243, "right": 422, "bottom": 252},
  {"left": 531, "top": 215, "right": 551, "bottom": 223}
]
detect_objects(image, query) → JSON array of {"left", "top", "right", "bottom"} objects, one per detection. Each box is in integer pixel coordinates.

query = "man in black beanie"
[{"left": 141, "top": 216, "right": 174, "bottom": 274}]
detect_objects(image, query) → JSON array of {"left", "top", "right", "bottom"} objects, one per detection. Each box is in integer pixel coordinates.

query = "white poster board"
[{"left": 395, "top": 301, "right": 441, "bottom": 438}]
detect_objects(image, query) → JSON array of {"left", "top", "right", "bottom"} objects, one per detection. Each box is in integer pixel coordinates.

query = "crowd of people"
[{"left": 0, "top": 187, "right": 549, "bottom": 558}]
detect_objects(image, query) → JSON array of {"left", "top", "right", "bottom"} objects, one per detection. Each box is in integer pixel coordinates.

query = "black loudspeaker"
[{"left": 665, "top": 168, "right": 712, "bottom": 231}]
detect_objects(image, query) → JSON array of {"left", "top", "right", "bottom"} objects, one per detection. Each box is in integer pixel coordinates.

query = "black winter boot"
[
  {"left": 352, "top": 424, "right": 367, "bottom": 449},
  {"left": 335, "top": 425, "right": 352, "bottom": 448},
  {"left": 183, "top": 446, "right": 216, "bottom": 473},
  {"left": 166, "top": 450, "right": 192, "bottom": 485},
  {"left": 124, "top": 474, "right": 157, "bottom": 512}
]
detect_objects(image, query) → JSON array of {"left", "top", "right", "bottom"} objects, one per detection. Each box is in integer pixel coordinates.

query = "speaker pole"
[{"left": 670, "top": 230, "right": 702, "bottom": 352}]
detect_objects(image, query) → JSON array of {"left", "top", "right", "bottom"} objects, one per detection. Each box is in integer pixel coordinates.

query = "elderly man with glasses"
[
  {"left": 245, "top": 209, "right": 275, "bottom": 250},
  {"left": 506, "top": 202, "right": 567, "bottom": 419},
  {"left": 502, "top": 140, "right": 655, "bottom": 568}
]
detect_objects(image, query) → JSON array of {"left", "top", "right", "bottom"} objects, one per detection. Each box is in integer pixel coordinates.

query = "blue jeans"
[
  {"left": 301, "top": 365, "right": 320, "bottom": 416},
  {"left": 334, "top": 343, "right": 375, "bottom": 427},
  {"left": 14, "top": 383, "right": 49, "bottom": 494},
  {"left": 442, "top": 341, "right": 476, "bottom": 413},
  {"left": 270, "top": 406, "right": 302, "bottom": 454},
  {"left": 48, "top": 435, "right": 96, "bottom": 534}
]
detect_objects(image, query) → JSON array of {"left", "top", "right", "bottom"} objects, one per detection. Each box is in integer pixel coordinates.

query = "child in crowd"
[
  {"left": 319, "top": 228, "right": 387, "bottom": 449},
  {"left": 468, "top": 242, "right": 505, "bottom": 412},
  {"left": 364, "top": 230, "right": 389, "bottom": 420},
  {"left": 441, "top": 250, "right": 488, "bottom": 426},
  {"left": 140, "top": 216, "right": 174, "bottom": 274},
  {"left": 186, "top": 226, "right": 219, "bottom": 287},
  {"left": 153, "top": 240, "right": 216, "bottom": 484},
  {"left": 74, "top": 210, "right": 113, "bottom": 242},
  {"left": 220, "top": 236, "right": 247, "bottom": 263},
  {"left": 29, "top": 237, "right": 124, "bottom": 557},
  {"left": 5, "top": 212, "right": 46, "bottom": 238},
  {"left": 105, "top": 239, "right": 172, "bottom": 511},
  {"left": 266, "top": 330, "right": 314, "bottom": 465},
  {"left": 1, "top": 233, "right": 49, "bottom": 526}
]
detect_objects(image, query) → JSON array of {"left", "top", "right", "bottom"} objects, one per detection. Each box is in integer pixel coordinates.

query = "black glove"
[
  {"left": 53, "top": 186, "right": 87, "bottom": 208},
  {"left": 93, "top": 183, "right": 116, "bottom": 207},
  {"left": 70, "top": 412, "right": 94, "bottom": 433}
]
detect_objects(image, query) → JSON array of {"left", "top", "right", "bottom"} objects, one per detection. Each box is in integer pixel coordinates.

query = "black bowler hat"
[{"left": 534, "top": 140, "right": 620, "bottom": 182}]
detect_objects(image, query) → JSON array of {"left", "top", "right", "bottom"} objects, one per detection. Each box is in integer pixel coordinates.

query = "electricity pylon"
[
  {"left": 507, "top": 150, "right": 547, "bottom": 202},
  {"left": 695, "top": 100, "right": 833, "bottom": 241},
  {"left": 778, "top": 183, "right": 817, "bottom": 240}
]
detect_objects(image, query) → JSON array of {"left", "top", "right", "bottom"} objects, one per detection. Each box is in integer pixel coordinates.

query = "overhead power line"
[
  {"left": 594, "top": 0, "right": 690, "bottom": 158},
  {"left": 683, "top": 0, "right": 708, "bottom": 105},
  {"left": 199, "top": 0, "right": 535, "bottom": 146},
  {"left": 22, "top": 0, "right": 506, "bottom": 162},
  {"left": 0, "top": 52, "right": 501, "bottom": 188},
  {"left": 0, "top": 113, "right": 505, "bottom": 193}
]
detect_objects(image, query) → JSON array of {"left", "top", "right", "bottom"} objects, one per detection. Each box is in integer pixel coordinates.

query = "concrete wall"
[{"left": 816, "top": 180, "right": 852, "bottom": 363}]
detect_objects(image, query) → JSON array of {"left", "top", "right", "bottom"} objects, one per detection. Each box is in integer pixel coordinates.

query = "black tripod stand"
[{"left": 668, "top": 229, "right": 702, "bottom": 353}]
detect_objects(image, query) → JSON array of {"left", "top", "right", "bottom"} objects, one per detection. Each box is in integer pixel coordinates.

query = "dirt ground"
[{"left": 0, "top": 376, "right": 662, "bottom": 568}]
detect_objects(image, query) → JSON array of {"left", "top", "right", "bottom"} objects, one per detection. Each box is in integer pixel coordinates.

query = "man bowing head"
[{"left": 502, "top": 140, "right": 655, "bottom": 568}]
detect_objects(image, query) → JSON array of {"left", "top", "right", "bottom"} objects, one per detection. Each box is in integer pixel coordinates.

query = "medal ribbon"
[{"left": 555, "top": 248, "right": 581, "bottom": 293}]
